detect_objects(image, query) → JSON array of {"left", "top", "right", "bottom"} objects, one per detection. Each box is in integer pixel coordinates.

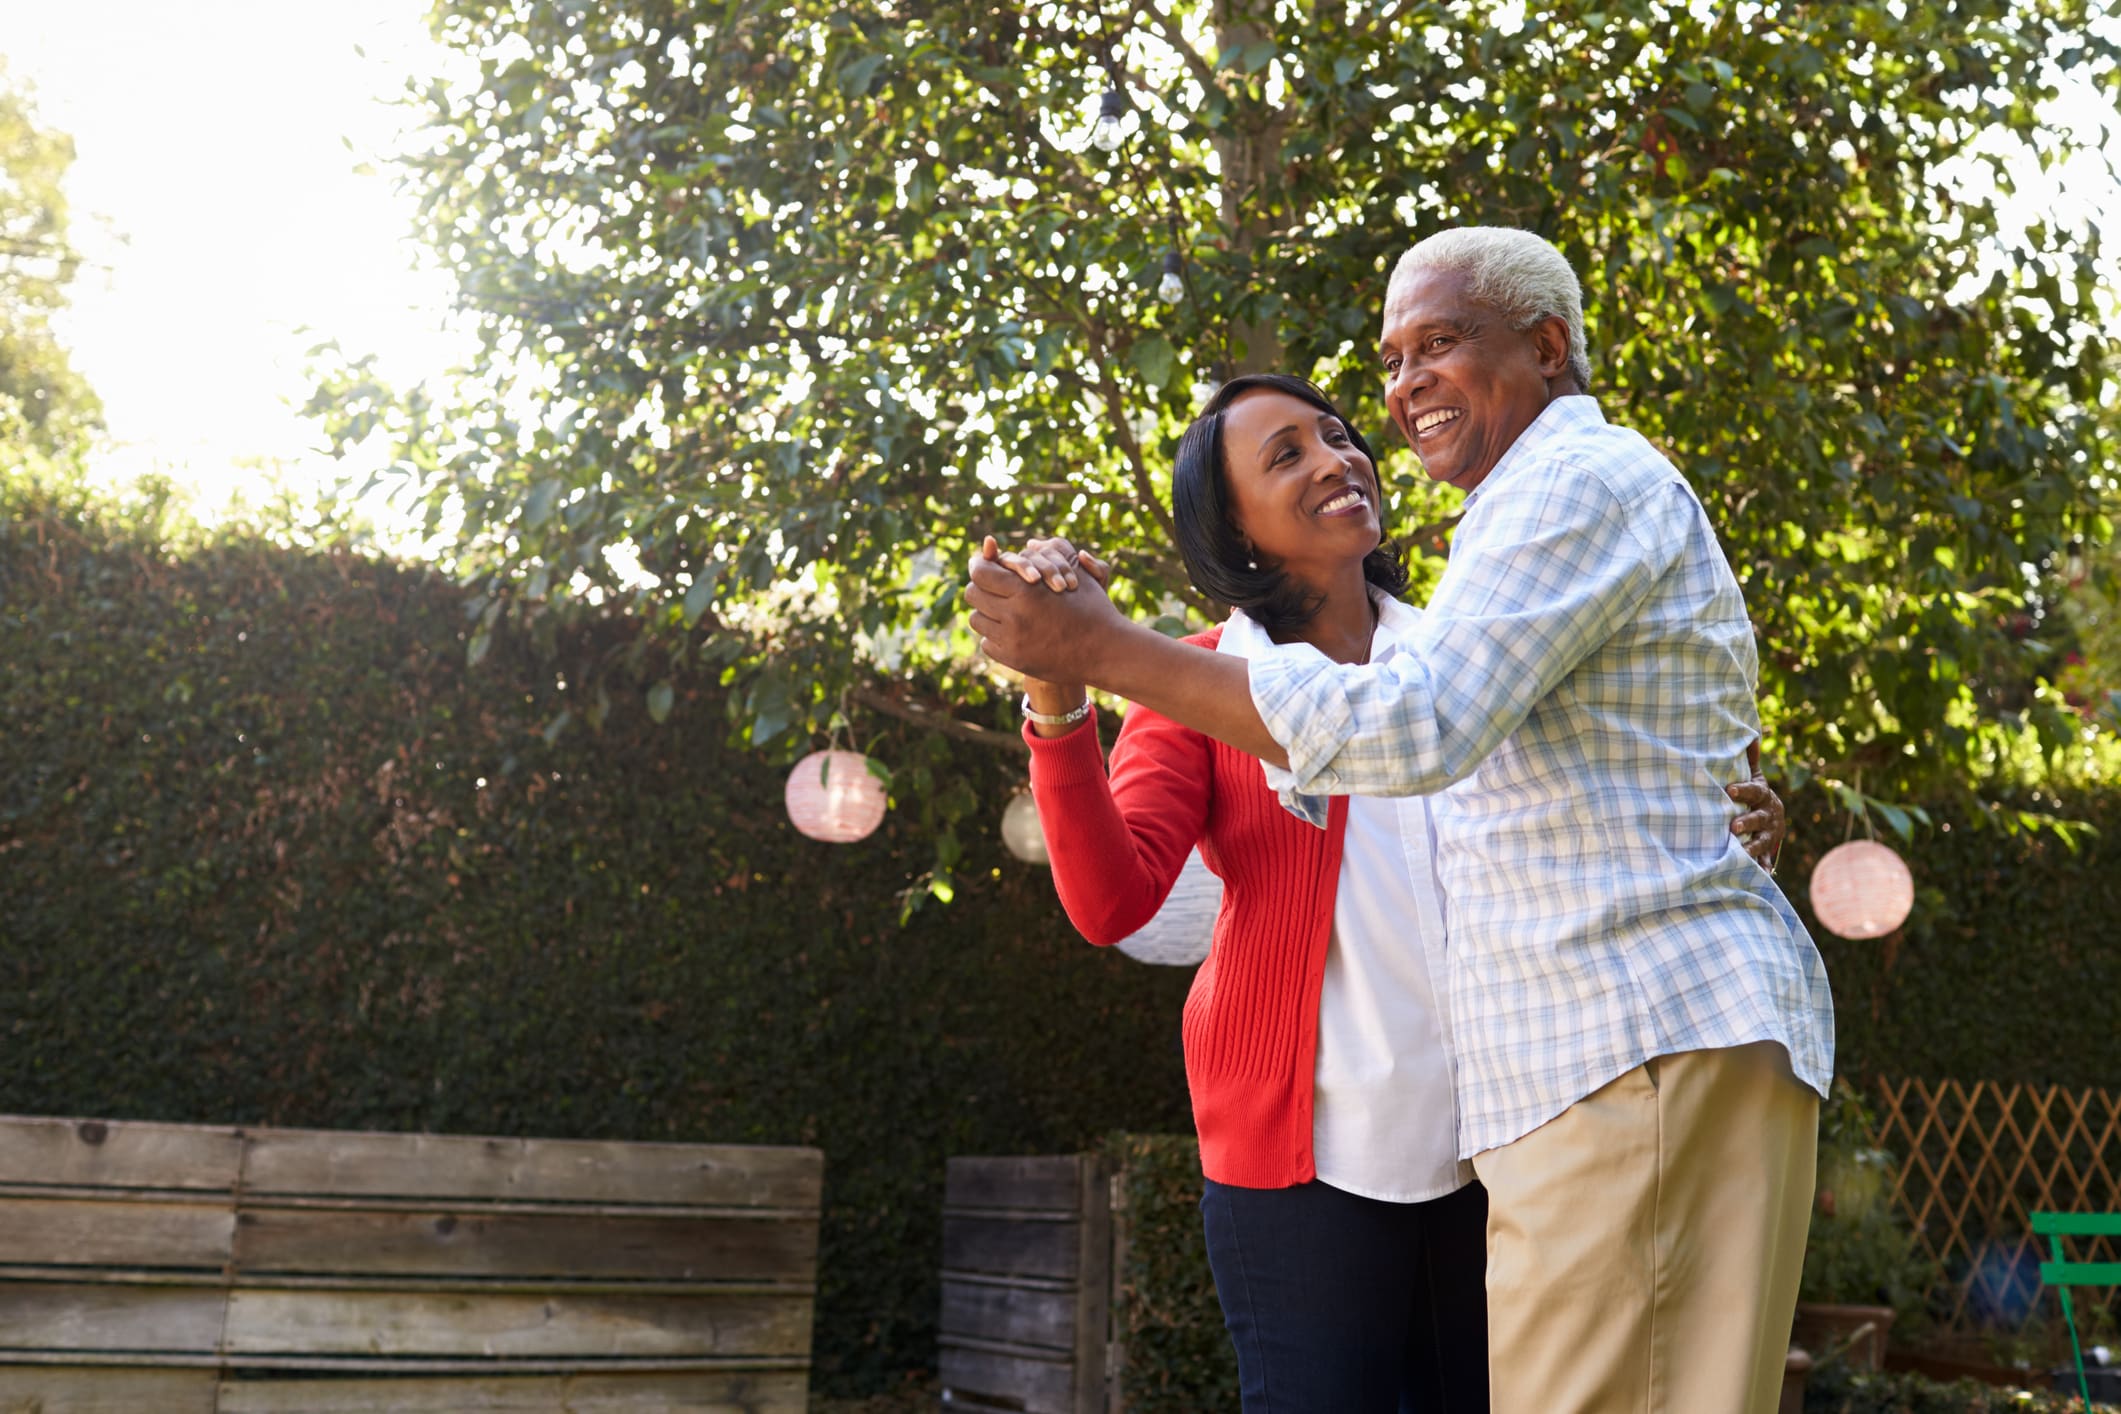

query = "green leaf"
[
  {"left": 646, "top": 681, "right": 675, "bottom": 723},
  {"left": 1129, "top": 335, "right": 1177, "bottom": 390},
  {"left": 838, "top": 52, "right": 887, "bottom": 96},
  {"left": 682, "top": 568, "right": 719, "bottom": 627},
  {"left": 523, "top": 478, "right": 563, "bottom": 529}
]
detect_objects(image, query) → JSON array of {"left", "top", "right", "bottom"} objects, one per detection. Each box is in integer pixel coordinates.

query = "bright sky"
[
  {"left": 0, "top": 0, "right": 470, "bottom": 527},
  {"left": 0, "top": 4, "right": 2114, "bottom": 547}
]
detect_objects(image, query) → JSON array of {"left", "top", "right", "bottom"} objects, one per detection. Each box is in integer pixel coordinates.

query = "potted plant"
[{"left": 1793, "top": 1082, "right": 1938, "bottom": 1371}]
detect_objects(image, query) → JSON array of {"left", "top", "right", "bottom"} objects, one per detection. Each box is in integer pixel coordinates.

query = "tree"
[
  {"left": 321, "top": 0, "right": 2121, "bottom": 888},
  {"left": 0, "top": 66, "right": 99, "bottom": 464}
]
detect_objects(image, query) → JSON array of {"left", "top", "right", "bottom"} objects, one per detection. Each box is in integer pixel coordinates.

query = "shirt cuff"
[{"left": 1247, "top": 653, "right": 1348, "bottom": 828}]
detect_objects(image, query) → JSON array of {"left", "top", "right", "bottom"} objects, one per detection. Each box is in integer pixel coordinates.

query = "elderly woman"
[{"left": 985, "top": 367, "right": 1787, "bottom": 1414}]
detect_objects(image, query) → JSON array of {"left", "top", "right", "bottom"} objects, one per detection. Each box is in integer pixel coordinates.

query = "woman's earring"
[{"left": 1246, "top": 558, "right": 1258, "bottom": 570}]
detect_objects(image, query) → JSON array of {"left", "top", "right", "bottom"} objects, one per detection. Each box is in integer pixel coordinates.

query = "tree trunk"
[{"left": 1213, "top": 2, "right": 1286, "bottom": 375}]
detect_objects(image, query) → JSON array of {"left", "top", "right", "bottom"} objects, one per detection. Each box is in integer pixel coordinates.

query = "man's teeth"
[
  {"left": 1417, "top": 409, "right": 1460, "bottom": 433},
  {"left": 1318, "top": 489, "right": 1364, "bottom": 513}
]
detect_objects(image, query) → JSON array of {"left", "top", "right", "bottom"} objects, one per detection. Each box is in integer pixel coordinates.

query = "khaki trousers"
[{"left": 1471, "top": 1043, "right": 1818, "bottom": 1414}]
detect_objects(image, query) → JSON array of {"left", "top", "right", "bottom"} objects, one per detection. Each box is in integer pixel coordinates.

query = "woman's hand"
[
  {"left": 979, "top": 536, "right": 1097, "bottom": 736},
  {"left": 1726, "top": 745, "right": 1786, "bottom": 871},
  {"left": 987, "top": 534, "right": 1112, "bottom": 594}
]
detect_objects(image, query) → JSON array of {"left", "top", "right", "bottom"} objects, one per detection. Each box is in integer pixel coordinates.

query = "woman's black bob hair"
[{"left": 1170, "top": 372, "right": 1408, "bottom": 637}]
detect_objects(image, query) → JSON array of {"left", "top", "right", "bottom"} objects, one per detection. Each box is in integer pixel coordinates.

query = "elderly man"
[{"left": 966, "top": 227, "right": 1833, "bottom": 1413}]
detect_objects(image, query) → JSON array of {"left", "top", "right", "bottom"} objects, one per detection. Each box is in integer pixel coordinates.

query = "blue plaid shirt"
[{"left": 1251, "top": 396, "right": 1834, "bottom": 1157}]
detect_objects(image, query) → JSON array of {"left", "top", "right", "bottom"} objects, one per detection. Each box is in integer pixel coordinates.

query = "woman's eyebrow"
[{"left": 1253, "top": 423, "right": 1301, "bottom": 458}]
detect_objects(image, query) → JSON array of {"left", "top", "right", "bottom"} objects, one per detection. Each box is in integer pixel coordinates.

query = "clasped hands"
[{"left": 964, "top": 534, "right": 1128, "bottom": 693}]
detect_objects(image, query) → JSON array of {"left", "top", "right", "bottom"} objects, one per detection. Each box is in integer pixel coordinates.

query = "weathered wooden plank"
[
  {"left": 231, "top": 1206, "right": 818, "bottom": 1282},
  {"left": 940, "top": 1342, "right": 1075, "bottom": 1414},
  {"left": 945, "top": 1156, "right": 1083, "bottom": 1214},
  {"left": 0, "top": 1364, "right": 218, "bottom": 1414},
  {"left": 0, "top": 1196, "right": 234, "bottom": 1270},
  {"left": 213, "top": 1369, "right": 809, "bottom": 1412},
  {"left": 221, "top": 1286, "right": 813, "bottom": 1360},
  {"left": 941, "top": 1277, "right": 1076, "bottom": 1353},
  {"left": 0, "top": 1117, "right": 242, "bottom": 1194},
  {"left": 0, "top": 1283, "right": 225, "bottom": 1354},
  {"left": 1071, "top": 1156, "right": 1112, "bottom": 1414},
  {"left": 240, "top": 1130, "right": 824, "bottom": 1210},
  {"left": 942, "top": 1215, "right": 1080, "bottom": 1282}
]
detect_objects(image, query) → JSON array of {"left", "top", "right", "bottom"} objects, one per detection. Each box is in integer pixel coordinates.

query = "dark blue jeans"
[{"left": 1200, "top": 1176, "right": 1489, "bottom": 1414}]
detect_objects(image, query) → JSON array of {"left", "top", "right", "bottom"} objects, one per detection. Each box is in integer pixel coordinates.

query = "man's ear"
[{"left": 1532, "top": 314, "right": 1572, "bottom": 381}]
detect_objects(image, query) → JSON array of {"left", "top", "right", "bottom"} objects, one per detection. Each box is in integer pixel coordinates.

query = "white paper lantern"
[
  {"left": 1809, "top": 840, "right": 1914, "bottom": 940},
  {"left": 1114, "top": 848, "right": 1222, "bottom": 967},
  {"left": 784, "top": 750, "right": 887, "bottom": 843},
  {"left": 1000, "top": 792, "right": 1049, "bottom": 865}
]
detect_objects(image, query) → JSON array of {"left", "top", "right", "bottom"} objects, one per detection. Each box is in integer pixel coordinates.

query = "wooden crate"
[
  {"left": 0, "top": 1114, "right": 822, "bottom": 1412},
  {"left": 938, "top": 1156, "right": 1113, "bottom": 1414}
]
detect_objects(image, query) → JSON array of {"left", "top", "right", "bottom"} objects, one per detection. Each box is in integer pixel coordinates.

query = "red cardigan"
[{"left": 1026, "top": 627, "right": 1350, "bottom": 1188}]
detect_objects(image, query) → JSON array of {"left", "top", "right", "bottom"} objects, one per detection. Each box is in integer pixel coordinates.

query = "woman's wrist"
[{"left": 1023, "top": 680, "right": 1090, "bottom": 738}]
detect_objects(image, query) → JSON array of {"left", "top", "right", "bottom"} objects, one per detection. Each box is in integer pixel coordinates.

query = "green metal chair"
[{"left": 2033, "top": 1211, "right": 2121, "bottom": 1413}]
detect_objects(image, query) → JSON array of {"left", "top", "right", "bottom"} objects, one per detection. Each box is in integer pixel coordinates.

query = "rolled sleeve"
[
  {"left": 1245, "top": 457, "right": 1671, "bottom": 817},
  {"left": 1248, "top": 648, "right": 1347, "bottom": 827}
]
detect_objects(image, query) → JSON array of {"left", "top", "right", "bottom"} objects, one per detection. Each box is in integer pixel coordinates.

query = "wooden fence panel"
[
  {"left": 1873, "top": 1077, "right": 2121, "bottom": 1335},
  {"left": 0, "top": 1114, "right": 822, "bottom": 1411},
  {"left": 937, "top": 1154, "right": 1111, "bottom": 1414}
]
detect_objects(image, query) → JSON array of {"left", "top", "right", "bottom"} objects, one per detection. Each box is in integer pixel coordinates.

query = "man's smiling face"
[{"left": 1378, "top": 266, "right": 1567, "bottom": 493}]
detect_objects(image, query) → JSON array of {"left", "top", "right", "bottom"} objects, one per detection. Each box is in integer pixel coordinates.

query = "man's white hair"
[{"left": 1391, "top": 227, "right": 1593, "bottom": 390}]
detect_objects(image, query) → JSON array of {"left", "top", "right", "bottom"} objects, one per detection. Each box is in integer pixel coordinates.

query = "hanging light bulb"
[
  {"left": 1157, "top": 251, "right": 1185, "bottom": 305},
  {"left": 1091, "top": 88, "right": 1127, "bottom": 152}
]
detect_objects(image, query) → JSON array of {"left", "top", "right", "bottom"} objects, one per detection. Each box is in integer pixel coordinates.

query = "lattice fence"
[{"left": 1873, "top": 1076, "right": 2121, "bottom": 1334}]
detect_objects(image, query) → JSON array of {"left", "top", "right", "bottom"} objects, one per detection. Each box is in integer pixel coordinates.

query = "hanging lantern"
[
  {"left": 1089, "top": 87, "right": 1127, "bottom": 151},
  {"left": 1156, "top": 250, "right": 1185, "bottom": 305},
  {"left": 1115, "top": 849, "right": 1222, "bottom": 967},
  {"left": 784, "top": 750, "right": 888, "bottom": 843},
  {"left": 1000, "top": 791, "right": 1048, "bottom": 865},
  {"left": 1809, "top": 840, "right": 1914, "bottom": 940}
]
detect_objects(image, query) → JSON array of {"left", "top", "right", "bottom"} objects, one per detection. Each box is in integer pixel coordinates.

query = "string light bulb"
[
  {"left": 1157, "top": 251, "right": 1185, "bottom": 304},
  {"left": 1091, "top": 88, "right": 1127, "bottom": 152}
]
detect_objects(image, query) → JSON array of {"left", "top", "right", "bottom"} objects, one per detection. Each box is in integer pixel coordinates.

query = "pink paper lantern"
[
  {"left": 1809, "top": 840, "right": 1914, "bottom": 940},
  {"left": 784, "top": 750, "right": 887, "bottom": 843}
]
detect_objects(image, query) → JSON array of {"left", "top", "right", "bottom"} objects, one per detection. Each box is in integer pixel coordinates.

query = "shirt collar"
[
  {"left": 1462, "top": 394, "right": 1604, "bottom": 510},
  {"left": 1218, "top": 586, "right": 1421, "bottom": 663}
]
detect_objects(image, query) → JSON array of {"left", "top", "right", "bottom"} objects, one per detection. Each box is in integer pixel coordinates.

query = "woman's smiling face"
[{"left": 1217, "top": 387, "right": 1382, "bottom": 586}]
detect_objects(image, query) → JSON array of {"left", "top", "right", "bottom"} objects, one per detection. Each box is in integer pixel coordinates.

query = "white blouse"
[{"left": 1219, "top": 595, "right": 1472, "bottom": 1203}]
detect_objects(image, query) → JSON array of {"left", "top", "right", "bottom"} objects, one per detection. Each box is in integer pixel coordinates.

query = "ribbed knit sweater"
[{"left": 1025, "top": 627, "right": 1351, "bottom": 1189}]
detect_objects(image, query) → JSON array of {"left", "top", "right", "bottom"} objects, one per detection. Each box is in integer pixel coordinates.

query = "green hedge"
[
  {"left": 3, "top": 484, "right": 2117, "bottom": 1396},
  {"left": 0, "top": 496, "right": 1193, "bottom": 1395},
  {"left": 1777, "top": 791, "right": 2121, "bottom": 1091},
  {"left": 1105, "top": 1133, "right": 1239, "bottom": 1413}
]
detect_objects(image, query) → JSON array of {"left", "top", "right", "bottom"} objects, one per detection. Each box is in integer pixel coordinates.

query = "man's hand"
[{"left": 966, "top": 542, "right": 1131, "bottom": 683}]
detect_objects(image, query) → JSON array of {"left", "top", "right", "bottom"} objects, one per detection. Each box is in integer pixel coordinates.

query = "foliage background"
[
  {"left": 3, "top": 483, "right": 2116, "bottom": 1391},
  {"left": 305, "top": 0, "right": 2121, "bottom": 891}
]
